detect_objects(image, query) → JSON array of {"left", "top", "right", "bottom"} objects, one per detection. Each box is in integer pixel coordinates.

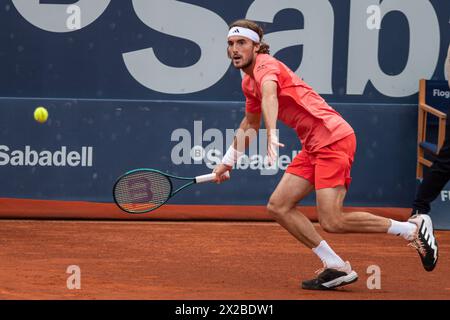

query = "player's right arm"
[{"left": 213, "top": 111, "right": 261, "bottom": 183}]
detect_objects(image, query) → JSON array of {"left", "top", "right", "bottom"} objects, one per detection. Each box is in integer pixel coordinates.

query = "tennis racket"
[{"left": 113, "top": 169, "right": 229, "bottom": 214}]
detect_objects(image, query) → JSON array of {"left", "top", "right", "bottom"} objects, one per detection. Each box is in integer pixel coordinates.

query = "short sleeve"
[{"left": 254, "top": 58, "right": 280, "bottom": 88}]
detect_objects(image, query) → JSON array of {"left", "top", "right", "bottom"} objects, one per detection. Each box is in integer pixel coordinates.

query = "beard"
[
  {"left": 239, "top": 58, "right": 253, "bottom": 70},
  {"left": 233, "top": 56, "right": 253, "bottom": 70}
]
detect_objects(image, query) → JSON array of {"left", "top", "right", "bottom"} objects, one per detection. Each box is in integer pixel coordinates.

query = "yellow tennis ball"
[{"left": 34, "top": 106, "right": 48, "bottom": 123}]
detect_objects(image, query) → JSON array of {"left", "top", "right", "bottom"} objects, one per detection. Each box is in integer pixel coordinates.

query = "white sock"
[
  {"left": 387, "top": 219, "right": 417, "bottom": 240},
  {"left": 312, "top": 240, "right": 346, "bottom": 269}
]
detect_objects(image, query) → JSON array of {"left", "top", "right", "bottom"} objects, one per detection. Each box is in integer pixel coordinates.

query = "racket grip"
[{"left": 195, "top": 171, "right": 230, "bottom": 184}]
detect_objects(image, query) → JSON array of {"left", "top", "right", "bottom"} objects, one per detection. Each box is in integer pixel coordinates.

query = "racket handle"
[{"left": 195, "top": 171, "right": 230, "bottom": 184}]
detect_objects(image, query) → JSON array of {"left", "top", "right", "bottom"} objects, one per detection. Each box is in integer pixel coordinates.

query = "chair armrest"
[{"left": 420, "top": 103, "right": 447, "bottom": 119}]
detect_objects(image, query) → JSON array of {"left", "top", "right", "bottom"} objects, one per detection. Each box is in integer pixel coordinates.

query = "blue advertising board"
[
  {"left": 0, "top": 97, "right": 418, "bottom": 207},
  {"left": 1, "top": 0, "right": 448, "bottom": 102},
  {"left": 0, "top": 1, "right": 449, "bottom": 228}
]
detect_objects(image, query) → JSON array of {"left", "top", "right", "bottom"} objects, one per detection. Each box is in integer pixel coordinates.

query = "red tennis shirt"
[{"left": 242, "top": 54, "right": 354, "bottom": 152}]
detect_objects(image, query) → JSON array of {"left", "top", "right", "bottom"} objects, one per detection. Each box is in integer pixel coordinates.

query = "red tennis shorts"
[{"left": 286, "top": 133, "right": 357, "bottom": 190}]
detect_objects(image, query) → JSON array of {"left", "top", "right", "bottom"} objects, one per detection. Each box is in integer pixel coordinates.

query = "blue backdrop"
[{"left": 0, "top": 1, "right": 449, "bottom": 211}]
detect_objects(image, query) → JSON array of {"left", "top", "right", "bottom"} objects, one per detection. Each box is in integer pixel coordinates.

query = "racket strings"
[{"left": 114, "top": 171, "right": 172, "bottom": 213}]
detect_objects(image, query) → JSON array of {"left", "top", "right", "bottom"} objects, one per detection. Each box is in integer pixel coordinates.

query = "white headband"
[{"left": 227, "top": 27, "right": 260, "bottom": 43}]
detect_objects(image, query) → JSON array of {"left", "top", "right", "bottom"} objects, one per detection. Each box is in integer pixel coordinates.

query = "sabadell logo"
[{"left": 0, "top": 145, "right": 93, "bottom": 167}]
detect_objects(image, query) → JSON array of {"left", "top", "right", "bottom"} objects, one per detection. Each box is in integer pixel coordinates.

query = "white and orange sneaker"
[
  {"left": 301, "top": 261, "right": 358, "bottom": 290},
  {"left": 408, "top": 214, "right": 438, "bottom": 272}
]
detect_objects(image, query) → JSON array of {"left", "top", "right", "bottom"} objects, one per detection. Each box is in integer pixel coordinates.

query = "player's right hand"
[
  {"left": 213, "top": 164, "right": 232, "bottom": 184},
  {"left": 267, "top": 131, "right": 285, "bottom": 166}
]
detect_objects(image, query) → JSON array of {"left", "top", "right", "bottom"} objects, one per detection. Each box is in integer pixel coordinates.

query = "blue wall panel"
[
  {"left": 0, "top": 98, "right": 417, "bottom": 207},
  {"left": 0, "top": 1, "right": 449, "bottom": 214}
]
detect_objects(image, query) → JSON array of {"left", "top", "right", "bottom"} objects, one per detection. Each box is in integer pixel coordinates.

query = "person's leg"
[
  {"left": 412, "top": 140, "right": 450, "bottom": 216},
  {"left": 316, "top": 186, "right": 400, "bottom": 234},
  {"left": 269, "top": 148, "right": 360, "bottom": 289},
  {"left": 313, "top": 134, "right": 438, "bottom": 272},
  {"left": 270, "top": 151, "right": 348, "bottom": 266},
  {"left": 268, "top": 172, "right": 358, "bottom": 290},
  {"left": 316, "top": 185, "right": 438, "bottom": 271},
  {"left": 266, "top": 172, "right": 319, "bottom": 249},
  {"left": 314, "top": 134, "right": 416, "bottom": 237}
]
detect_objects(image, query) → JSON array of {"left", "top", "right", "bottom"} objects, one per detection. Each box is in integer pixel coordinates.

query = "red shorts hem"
[{"left": 286, "top": 134, "right": 356, "bottom": 191}]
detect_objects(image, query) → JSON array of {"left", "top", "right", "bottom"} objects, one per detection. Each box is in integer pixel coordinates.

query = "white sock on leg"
[
  {"left": 312, "top": 240, "right": 346, "bottom": 269},
  {"left": 387, "top": 219, "right": 417, "bottom": 240}
]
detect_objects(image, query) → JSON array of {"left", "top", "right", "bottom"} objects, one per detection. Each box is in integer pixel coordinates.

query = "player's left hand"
[{"left": 267, "top": 132, "right": 285, "bottom": 166}]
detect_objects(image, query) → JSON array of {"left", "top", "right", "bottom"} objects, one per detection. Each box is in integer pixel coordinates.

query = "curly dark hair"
[{"left": 229, "top": 19, "right": 270, "bottom": 54}]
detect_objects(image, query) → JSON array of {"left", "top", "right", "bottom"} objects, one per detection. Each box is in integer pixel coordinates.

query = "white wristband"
[{"left": 221, "top": 146, "right": 244, "bottom": 167}]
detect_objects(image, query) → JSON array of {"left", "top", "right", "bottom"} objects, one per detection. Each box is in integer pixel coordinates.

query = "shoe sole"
[
  {"left": 302, "top": 271, "right": 359, "bottom": 290},
  {"left": 322, "top": 271, "right": 359, "bottom": 289}
]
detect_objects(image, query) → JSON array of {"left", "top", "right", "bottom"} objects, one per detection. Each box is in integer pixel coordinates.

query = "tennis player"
[{"left": 213, "top": 19, "right": 438, "bottom": 290}]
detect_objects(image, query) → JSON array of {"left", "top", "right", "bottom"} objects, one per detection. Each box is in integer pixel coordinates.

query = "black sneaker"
[
  {"left": 408, "top": 214, "right": 438, "bottom": 271},
  {"left": 301, "top": 261, "right": 358, "bottom": 290}
]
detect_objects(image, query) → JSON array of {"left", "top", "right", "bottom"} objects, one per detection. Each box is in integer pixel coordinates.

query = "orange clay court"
[{"left": 0, "top": 198, "right": 448, "bottom": 300}]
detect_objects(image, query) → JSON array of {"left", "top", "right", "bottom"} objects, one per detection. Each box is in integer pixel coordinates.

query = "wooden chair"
[{"left": 417, "top": 79, "right": 447, "bottom": 179}]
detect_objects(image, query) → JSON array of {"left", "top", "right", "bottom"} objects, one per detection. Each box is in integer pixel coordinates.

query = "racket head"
[{"left": 113, "top": 169, "right": 173, "bottom": 214}]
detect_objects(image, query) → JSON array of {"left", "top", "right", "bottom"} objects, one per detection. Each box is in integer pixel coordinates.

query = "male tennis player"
[{"left": 213, "top": 19, "right": 438, "bottom": 290}]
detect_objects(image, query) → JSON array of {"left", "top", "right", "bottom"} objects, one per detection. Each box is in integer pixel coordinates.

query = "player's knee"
[
  {"left": 319, "top": 217, "right": 345, "bottom": 233},
  {"left": 266, "top": 200, "right": 281, "bottom": 216},
  {"left": 267, "top": 198, "right": 290, "bottom": 218}
]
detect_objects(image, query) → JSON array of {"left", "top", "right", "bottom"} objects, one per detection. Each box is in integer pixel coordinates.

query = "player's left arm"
[{"left": 261, "top": 80, "right": 284, "bottom": 165}]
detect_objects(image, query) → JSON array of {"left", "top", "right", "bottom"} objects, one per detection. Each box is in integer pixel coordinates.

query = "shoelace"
[
  {"left": 314, "top": 262, "right": 327, "bottom": 275},
  {"left": 407, "top": 216, "right": 427, "bottom": 257},
  {"left": 408, "top": 238, "right": 426, "bottom": 257},
  {"left": 315, "top": 267, "right": 325, "bottom": 275},
  {"left": 314, "top": 263, "right": 348, "bottom": 275}
]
